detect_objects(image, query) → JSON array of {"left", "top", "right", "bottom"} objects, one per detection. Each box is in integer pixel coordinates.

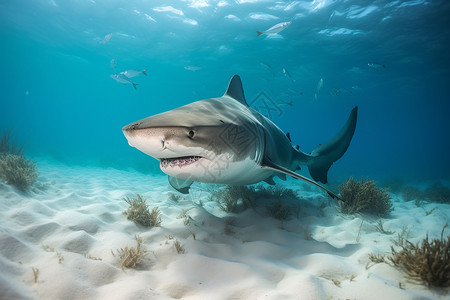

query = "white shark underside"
[{"left": 122, "top": 75, "right": 358, "bottom": 200}]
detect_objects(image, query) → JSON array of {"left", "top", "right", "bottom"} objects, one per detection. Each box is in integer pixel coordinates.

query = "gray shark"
[{"left": 122, "top": 75, "right": 357, "bottom": 199}]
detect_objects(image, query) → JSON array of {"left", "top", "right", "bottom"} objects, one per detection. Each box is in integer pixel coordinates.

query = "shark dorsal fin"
[{"left": 225, "top": 75, "right": 248, "bottom": 106}]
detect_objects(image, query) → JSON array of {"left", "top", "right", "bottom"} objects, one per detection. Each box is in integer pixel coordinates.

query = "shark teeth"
[{"left": 161, "top": 156, "right": 202, "bottom": 168}]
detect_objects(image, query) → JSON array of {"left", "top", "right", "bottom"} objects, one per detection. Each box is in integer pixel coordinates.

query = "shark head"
[{"left": 122, "top": 76, "right": 265, "bottom": 184}]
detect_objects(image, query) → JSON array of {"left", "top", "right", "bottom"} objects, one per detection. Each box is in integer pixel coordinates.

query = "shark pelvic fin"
[
  {"left": 168, "top": 176, "right": 193, "bottom": 194},
  {"left": 264, "top": 177, "right": 276, "bottom": 185},
  {"left": 278, "top": 173, "right": 287, "bottom": 181},
  {"left": 224, "top": 75, "right": 248, "bottom": 106},
  {"left": 262, "top": 158, "right": 342, "bottom": 200}
]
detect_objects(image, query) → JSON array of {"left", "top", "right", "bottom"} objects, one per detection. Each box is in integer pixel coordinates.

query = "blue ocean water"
[{"left": 1, "top": 0, "right": 449, "bottom": 184}]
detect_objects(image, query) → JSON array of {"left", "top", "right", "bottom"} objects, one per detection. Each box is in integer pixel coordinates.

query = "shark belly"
[{"left": 162, "top": 156, "right": 273, "bottom": 185}]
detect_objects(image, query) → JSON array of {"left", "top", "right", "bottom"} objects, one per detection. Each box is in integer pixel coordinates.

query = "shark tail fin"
[
  {"left": 307, "top": 106, "right": 358, "bottom": 183},
  {"left": 132, "top": 83, "right": 138, "bottom": 90},
  {"left": 142, "top": 69, "right": 148, "bottom": 76},
  {"left": 256, "top": 31, "right": 264, "bottom": 38}
]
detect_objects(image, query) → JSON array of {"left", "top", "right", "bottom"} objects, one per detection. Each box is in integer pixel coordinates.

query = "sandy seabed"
[{"left": 0, "top": 160, "right": 448, "bottom": 300}]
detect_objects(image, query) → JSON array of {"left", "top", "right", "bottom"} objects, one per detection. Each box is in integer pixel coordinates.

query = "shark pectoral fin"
[
  {"left": 262, "top": 158, "right": 342, "bottom": 201},
  {"left": 224, "top": 75, "right": 249, "bottom": 106},
  {"left": 168, "top": 176, "right": 193, "bottom": 194}
]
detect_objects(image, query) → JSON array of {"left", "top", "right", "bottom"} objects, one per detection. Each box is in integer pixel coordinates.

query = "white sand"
[{"left": 0, "top": 160, "right": 448, "bottom": 300}]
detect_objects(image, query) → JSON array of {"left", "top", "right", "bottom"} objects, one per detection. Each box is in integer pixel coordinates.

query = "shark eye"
[{"left": 188, "top": 130, "right": 195, "bottom": 138}]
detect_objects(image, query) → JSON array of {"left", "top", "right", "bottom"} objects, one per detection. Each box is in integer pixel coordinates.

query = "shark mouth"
[{"left": 160, "top": 156, "right": 202, "bottom": 168}]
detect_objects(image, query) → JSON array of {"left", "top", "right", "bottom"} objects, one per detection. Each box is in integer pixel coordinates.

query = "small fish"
[
  {"left": 184, "top": 65, "right": 202, "bottom": 71},
  {"left": 282, "top": 67, "right": 296, "bottom": 83},
  {"left": 368, "top": 62, "right": 385, "bottom": 68},
  {"left": 110, "top": 74, "right": 138, "bottom": 90},
  {"left": 330, "top": 87, "right": 352, "bottom": 96},
  {"left": 315, "top": 78, "right": 323, "bottom": 100},
  {"left": 256, "top": 21, "right": 291, "bottom": 38},
  {"left": 110, "top": 59, "right": 117, "bottom": 70},
  {"left": 99, "top": 33, "right": 112, "bottom": 44},
  {"left": 260, "top": 62, "right": 273, "bottom": 73},
  {"left": 278, "top": 93, "right": 289, "bottom": 100},
  {"left": 288, "top": 88, "right": 303, "bottom": 96},
  {"left": 120, "top": 69, "right": 148, "bottom": 78},
  {"left": 277, "top": 99, "right": 294, "bottom": 107}
]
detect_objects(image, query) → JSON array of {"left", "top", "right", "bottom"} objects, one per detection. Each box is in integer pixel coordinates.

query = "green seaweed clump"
[
  {"left": 258, "top": 185, "right": 299, "bottom": 200},
  {"left": 0, "top": 130, "right": 23, "bottom": 156},
  {"left": 388, "top": 227, "right": 450, "bottom": 287},
  {"left": 0, "top": 154, "right": 38, "bottom": 191},
  {"left": 210, "top": 185, "right": 256, "bottom": 213},
  {"left": 339, "top": 177, "right": 393, "bottom": 216},
  {"left": 123, "top": 194, "right": 162, "bottom": 227},
  {"left": 113, "top": 235, "right": 148, "bottom": 270},
  {"left": 265, "top": 201, "right": 291, "bottom": 220},
  {"left": 210, "top": 185, "right": 300, "bottom": 213},
  {"left": 0, "top": 131, "right": 38, "bottom": 191}
]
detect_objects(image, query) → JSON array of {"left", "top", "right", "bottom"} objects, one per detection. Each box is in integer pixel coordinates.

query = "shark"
[{"left": 122, "top": 75, "right": 357, "bottom": 199}]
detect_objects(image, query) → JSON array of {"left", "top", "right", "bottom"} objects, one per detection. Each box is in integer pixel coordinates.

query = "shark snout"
[
  {"left": 122, "top": 123, "right": 177, "bottom": 159},
  {"left": 122, "top": 124, "right": 136, "bottom": 144},
  {"left": 122, "top": 121, "right": 152, "bottom": 148},
  {"left": 122, "top": 122, "right": 142, "bottom": 133}
]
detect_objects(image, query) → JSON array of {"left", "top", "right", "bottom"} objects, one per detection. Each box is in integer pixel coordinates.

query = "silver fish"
[
  {"left": 282, "top": 67, "right": 296, "bottom": 83},
  {"left": 120, "top": 69, "right": 148, "bottom": 78},
  {"left": 256, "top": 21, "right": 291, "bottom": 38},
  {"left": 315, "top": 78, "right": 323, "bottom": 100},
  {"left": 260, "top": 62, "right": 273, "bottom": 73},
  {"left": 288, "top": 88, "right": 303, "bottom": 96},
  {"left": 277, "top": 99, "right": 294, "bottom": 107},
  {"left": 110, "top": 74, "right": 138, "bottom": 90},
  {"left": 368, "top": 62, "right": 385, "bottom": 68},
  {"left": 110, "top": 59, "right": 117, "bottom": 70},
  {"left": 99, "top": 33, "right": 112, "bottom": 44},
  {"left": 184, "top": 65, "right": 202, "bottom": 71},
  {"left": 330, "top": 87, "right": 352, "bottom": 96}
]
